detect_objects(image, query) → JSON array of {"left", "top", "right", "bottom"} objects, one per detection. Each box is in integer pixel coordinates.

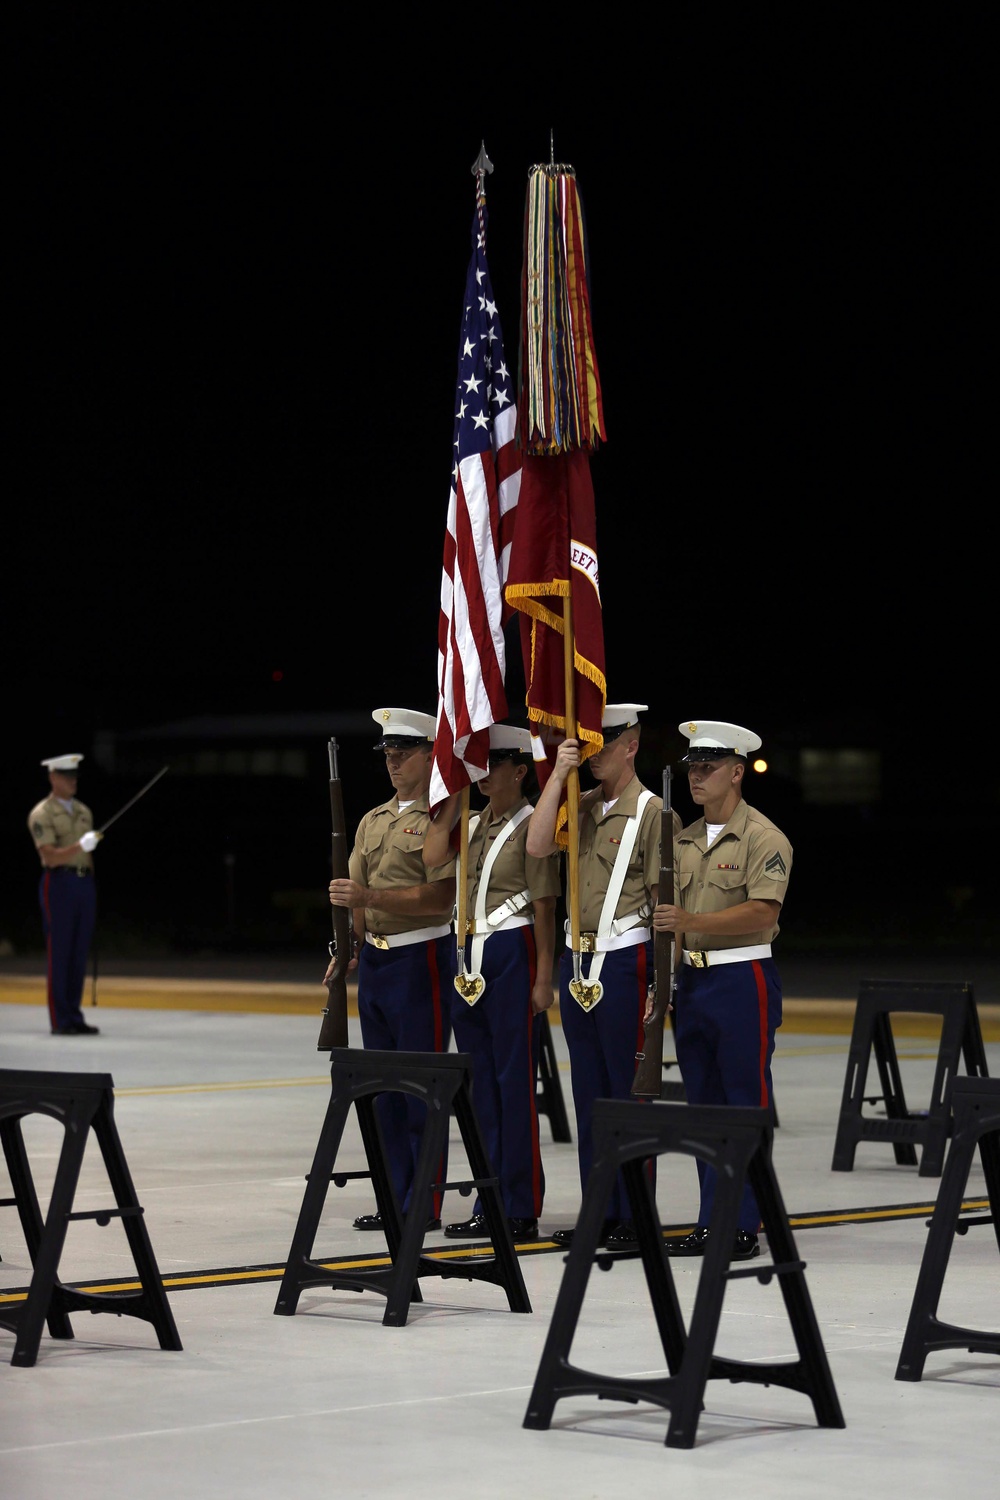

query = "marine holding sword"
[
  {"left": 526, "top": 703, "right": 681, "bottom": 1249},
  {"left": 26, "top": 753, "right": 169, "bottom": 1035},
  {"left": 423, "top": 723, "right": 560, "bottom": 1244},
  {"left": 651, "top": 719, "right": 793, "bottom": 1263},
  {"left": 27, "top": 753, "right": 102, "bottom": 1035},
  {"left": 327, "top": 707, "right": 456, "bottom": 1233}
]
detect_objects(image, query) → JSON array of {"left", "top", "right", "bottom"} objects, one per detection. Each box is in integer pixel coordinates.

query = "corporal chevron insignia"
[{"left": 765, "top": 852, "right": 788, "bottom": 878}]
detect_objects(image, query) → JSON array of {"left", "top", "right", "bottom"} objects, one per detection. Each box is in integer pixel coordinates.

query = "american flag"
[{"left": 429, "top": 191, "right": 521, "bottom": 812}]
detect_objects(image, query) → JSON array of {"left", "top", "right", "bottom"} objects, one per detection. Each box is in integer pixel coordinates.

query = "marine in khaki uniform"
[
  {"left": 424, "top": 724, "right": 561, "bottom": 1243},
  {"left": 27, "top": 753, "right": 103, "bottom": 1035},
  {"left": 652, "top": 719, "right": 793, "bottom": 1262},
  {"left": 527, "top": 704, "right": 682, "bottom": 1249},
  {"left": 327, "top": 708, "right": 456, "bottom": 1232}
]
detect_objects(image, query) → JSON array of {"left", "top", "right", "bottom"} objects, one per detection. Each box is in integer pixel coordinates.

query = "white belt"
[
  {"left": 366, "top": 924, "right": 452, "bottom": 950},
  {"left": 465, "top": 914, "right": 533, "bottom": 936},
  {"left": 566, "top": 925, "right": 651, "bottom": 954},
  {"left": 682, "top": 944, "right": 772, "bottom": 968}
]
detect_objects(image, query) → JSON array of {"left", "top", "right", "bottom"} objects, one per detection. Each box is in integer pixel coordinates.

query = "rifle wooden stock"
[
  {"left": 318, "top": 738, "right": 352, "bottom": 1052},
  {"left": 631, "top": 765, "right": 673, "bottom": 1099}
]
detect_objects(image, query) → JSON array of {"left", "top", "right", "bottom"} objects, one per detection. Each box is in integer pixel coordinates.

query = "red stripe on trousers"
[
  {"left": 425, "top": 938, "right": 446, "bottom": 1217},
  {"left": 634, "top": 944, "right": 655, "bottom": 1186},
  {"left": 751, "top": 958, "right": 770, "bottom": 1108},
  {"left": 633, "top": 942, "right": 649, "bottom": 1062},
  {"left": 43, "top": 871, "right": 57, "bottom": 1029},
  {"left": 523, "top": 928, "right": 543, "bottom": 1214}
]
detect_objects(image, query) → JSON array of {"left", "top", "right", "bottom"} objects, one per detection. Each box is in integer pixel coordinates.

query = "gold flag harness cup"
[
  {"left": 453, "top": 804, "right": 533, "bottom": 1006},
  {"left": 567, "top": 789, "right": 654, "bottom": 1012}
]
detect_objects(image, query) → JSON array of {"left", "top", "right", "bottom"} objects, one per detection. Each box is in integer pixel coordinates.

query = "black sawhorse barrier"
[
  {"left": 831, "top": 979, "right": 989, "bottom": 1177},
  {"left": 895, "top": 1075, "right": 1000, "bottom": 1380},
  {"left": 537, "top": 1012, "right": 572, "bottom": 1143},
  {"left": 0, "top": 1069, "right": 182, "bottom": 1368},
  {"left": 274, "top": 1048, "right": 531, "bottom": 1327},
  {"left": 524, "top": 1099, "right": 844, "bottom": 1449}
]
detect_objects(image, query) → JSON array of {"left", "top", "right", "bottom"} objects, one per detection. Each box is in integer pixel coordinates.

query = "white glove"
[{"left": 79, "top": 830, "right": 102, "bottom": 852}]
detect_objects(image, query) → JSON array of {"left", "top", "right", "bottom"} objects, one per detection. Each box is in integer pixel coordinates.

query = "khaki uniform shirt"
[
  {"left": 575, "top": 775, "right": 672, "bottom": 931},
  {"left": 27, "top": 795, "right": 95, "bottom": 874},
  {"left": 676, "top": 799, "right": 792, "bottom": 951},
  {"left": 467, "top": 798, "right": 561, "bottom": 915},
  {"left": 349, "top": 793, "right": 455, "bottom": 938}
]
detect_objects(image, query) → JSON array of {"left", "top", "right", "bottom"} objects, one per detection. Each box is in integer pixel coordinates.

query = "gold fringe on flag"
[{"left": 519, "top": 165, "right": 606, "bottom": 456}]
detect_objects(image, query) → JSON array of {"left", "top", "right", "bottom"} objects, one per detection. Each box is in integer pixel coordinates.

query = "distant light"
[
  {"left": 272, "top": 670, "right": 284, "bottom": 682},
  {"left": 752, "top": 757, "right": 767, "bottom": 774}
]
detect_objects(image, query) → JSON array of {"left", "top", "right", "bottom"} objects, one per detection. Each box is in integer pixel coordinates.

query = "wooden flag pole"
[
  {"left": 563, "top": 589, "right": 582, "bottom": 965},
  {"left": 456, "top": 785, "right": 471, "bottom": 954},
  {"left": 453, "top": 786, "right": 484, "bottom": 1002},
  {"left": 564, "top": 587, "right": 603, "bottom": 1010}
]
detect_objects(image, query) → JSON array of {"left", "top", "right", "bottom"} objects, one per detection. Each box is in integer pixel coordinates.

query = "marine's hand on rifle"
[
  {"left": 652, "top": 903, "right": 685, "bottom": 932},
  {"left": 323, "top": 934, "right": 358, "bottom": 984},
  {"left": 329, "top": 877, "right": 364, "bottom": 908}
]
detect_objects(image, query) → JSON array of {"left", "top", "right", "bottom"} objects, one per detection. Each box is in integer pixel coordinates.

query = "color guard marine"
[
  {"left": 652, "top": 719, "right": 793, "bottom": 1261},
  {"left": 328, "top": 708, "right": 456, "bottom": 1232},
  {"left": 423, "top": 723, "right": 560, "bottom": 1243},
  {"left": 527, "top": 704, "right": 680, "bottom": 1249}
]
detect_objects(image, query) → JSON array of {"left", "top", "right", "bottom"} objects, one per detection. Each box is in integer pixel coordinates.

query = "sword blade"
[{"left": 97, "top": 765, "right": 170, "bottom": 835}]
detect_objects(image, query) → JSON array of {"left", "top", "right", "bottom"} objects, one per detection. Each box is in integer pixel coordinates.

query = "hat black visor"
[
  {"left": 680, "top": 748, "right": 742, "bottom": 763},
  {"left": 374, "top": 735, "right": 431, "bottom": 751},
  {"left": 600, "top": 721, "right": 635, "bottom": 743}
]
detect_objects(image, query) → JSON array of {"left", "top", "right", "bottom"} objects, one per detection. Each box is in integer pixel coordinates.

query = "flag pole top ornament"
[
  {"left": 531, "top": 127, "right": 576, "bottom": 179},
  {"left": 471, "top": 142, "right": 493, "bottom": 179},
  {"left": 679, "top": 720, "right": 762, "bottom": 762}
]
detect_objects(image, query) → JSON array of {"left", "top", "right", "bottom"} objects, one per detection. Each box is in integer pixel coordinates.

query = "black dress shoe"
[
  {"left": 507, "top": 1217, "right": 538, "bottom": 1241},
  {"left": 443, "top": 1213, "right": 488, "bottom": 1238},
  {"left": 551, "top": 1220, "right": 616, "bottom": 1249},
  {"left": 353, "top": 1212, "right": 384, "bottom": 1230},
  {"left": 665, "top": 1226, "right": 711, "bottom": 1256},
  {"left": 353, "top": 1212, "right": 442, "bottom": 1232},
  {"left": 52, "top": 1021, "right": 100, "bottom": 1035},
  {"left": 733, "top": 1230, "right": 760, "bottom": 1260},
  {"left": 604, "top": 1219, "right": 638, "bottom": 1249}
]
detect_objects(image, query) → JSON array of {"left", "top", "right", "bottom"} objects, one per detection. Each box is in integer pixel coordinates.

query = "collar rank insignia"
[
  {"left": 716, "top": 863, "right": 739, "bottom": 870},
  {"left": 765, "top": 852, "right": 787, "bottom": 877}
]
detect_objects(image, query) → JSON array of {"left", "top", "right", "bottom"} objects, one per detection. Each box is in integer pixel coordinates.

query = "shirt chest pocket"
[
  {"left": 705, "top": 867, "right": 746, "bottom": 901},
  {"left": 592, "top": 828, "right": 627, "bottom": 879}
]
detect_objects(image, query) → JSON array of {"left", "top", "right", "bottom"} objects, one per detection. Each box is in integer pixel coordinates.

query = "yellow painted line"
[
  {"left": 114, "top": 1078, "right": 331, "bottom": 1097},
  {"left": 2, "top": 975, "right": 998, "bottom": 1037},
  {"left": 1, "top": 1200, "right": 991, "bottom": 1306}
]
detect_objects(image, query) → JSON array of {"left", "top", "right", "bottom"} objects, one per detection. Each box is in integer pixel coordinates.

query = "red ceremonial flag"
[
  {"left": 504, "top": 160, "right": 607, "bottom": 841},
  {"left": 430, "top": 153, "right": 521, "bottom": 814}
]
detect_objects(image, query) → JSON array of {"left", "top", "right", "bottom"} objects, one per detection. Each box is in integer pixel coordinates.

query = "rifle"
[
  {"left": 631, "top": 765, "right": 674, "bottom": 1098},
  {"left": 317, "top": 738, "right": 352, "bottom": 1051}
]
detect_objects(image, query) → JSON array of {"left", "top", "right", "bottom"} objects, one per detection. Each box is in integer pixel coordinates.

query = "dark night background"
[{"left": 4, "top": 12, "right": 992, "bottom": 967}]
